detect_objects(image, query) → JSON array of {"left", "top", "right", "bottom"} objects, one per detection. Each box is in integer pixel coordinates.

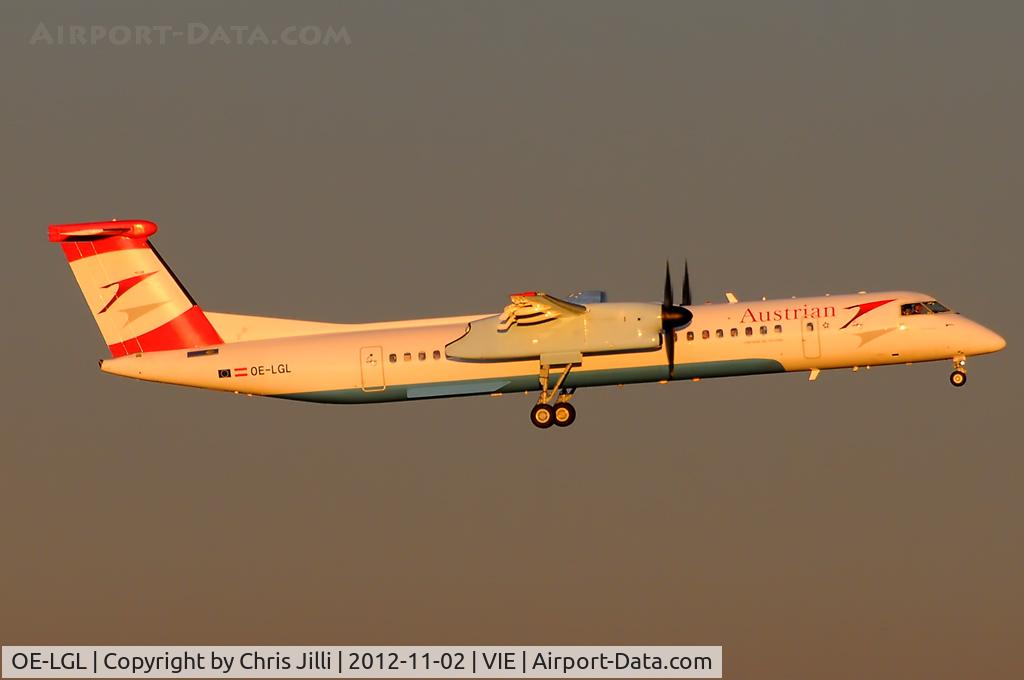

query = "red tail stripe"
[
  {"left": 107, "top": 306, "right": 224, "bottom": 358},
  {"left": 61, "top": 236, "right": 151, "bottom": 263}
]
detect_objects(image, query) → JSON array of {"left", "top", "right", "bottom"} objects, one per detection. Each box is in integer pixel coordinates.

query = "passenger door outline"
[
  {"left": 360, "top": 346, "right": 385, "bottom": 392},
  {"left": 801, "top": 320, "right": 821, "bottom": 359}
]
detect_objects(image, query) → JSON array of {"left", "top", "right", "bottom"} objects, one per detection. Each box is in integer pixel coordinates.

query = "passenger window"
[
  {"left": 388, "top": 353, "right": 397, "bottom": 363},
  {"left": 715, "top": 329, "right": 724, "bottom": 338},
  {"left": 806, "top": 322, "right": 814, "bottom": 332},
  {"left": 730, "top": 328, "right": 738, "bottom": 337},
  {"left": 686, "top": 331, "right": 694, "bottom": 341},
  {"left": 403, "top": 352, "right": 412, "bottom": 362},
  {"left": 433, "top": 350, "right": 441, "bottom": 360},
  {"left": 701, "top": 330, "right": 710, "bottom": 340},
  {"left": 774, "top": 325, "right": 782, "bottom": 333},
  {"left": 760, "top": 326, "right": 768, "bottom": 335},
  {"left": 745, "top": 327, "right": 753, "bottom": 337},
  {"left": 418, "top": 351, "right": 426, "bottom": 361}
]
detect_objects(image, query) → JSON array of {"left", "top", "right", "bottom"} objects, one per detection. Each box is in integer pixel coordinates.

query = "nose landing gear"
[{"left": 950, "top": 355, "right": 968, "bottom": 387}]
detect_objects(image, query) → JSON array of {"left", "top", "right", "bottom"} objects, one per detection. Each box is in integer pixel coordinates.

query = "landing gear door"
[
  {"left": 801, "top": 320, "right": 821, "bottom": 359},
  {"left": 360, "top": 346, "right": 385, "bottom": 392}
]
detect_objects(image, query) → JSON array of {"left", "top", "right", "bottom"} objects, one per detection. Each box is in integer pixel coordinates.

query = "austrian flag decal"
[{"left": 217, "top": 367, "right": 248, "bottom": 378}]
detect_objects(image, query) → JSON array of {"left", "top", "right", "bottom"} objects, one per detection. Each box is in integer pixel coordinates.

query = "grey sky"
[{"left": 1, "top": 2, "right": 1021, "bottom": 677}]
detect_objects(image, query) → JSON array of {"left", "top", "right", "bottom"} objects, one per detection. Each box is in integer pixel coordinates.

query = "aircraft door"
[
  {"left": 801, "top": 320, "right": 821, "bottom": 359},
  {"left": 360, "top": 346, "right": 386, "bottom": 392}
]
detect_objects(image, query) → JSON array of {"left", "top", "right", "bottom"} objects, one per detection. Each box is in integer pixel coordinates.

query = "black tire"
[
  {"left": 553, "top": 403, "right": 576, "bottom": 427},
  {"left": 530, "top": 404, "right": 555, "bottom": 428},
  {"left": 950, "top": 370, "right": 967, "bottom": 387}
]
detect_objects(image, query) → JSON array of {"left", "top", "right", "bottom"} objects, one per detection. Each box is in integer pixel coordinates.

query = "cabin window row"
[
  {"left": 389, "top": 350, "right": 443, "bottom": 363},
  {"left": 683, "top": 324, "right": 786, "bottom": 341}
]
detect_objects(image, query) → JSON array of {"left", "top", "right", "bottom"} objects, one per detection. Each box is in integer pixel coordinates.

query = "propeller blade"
[
  {"left": 664, "top": 261, "right": 674, "bottom": 307},
  {"left": 681, "top": 260, "right": 691, "bottom": 306}
]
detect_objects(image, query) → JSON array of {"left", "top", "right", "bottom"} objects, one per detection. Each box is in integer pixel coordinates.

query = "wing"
[{"left": 498, "top": 291, "right": 586, "bottom": 331}]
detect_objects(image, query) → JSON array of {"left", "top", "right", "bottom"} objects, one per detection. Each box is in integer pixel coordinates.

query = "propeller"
[{"left": 661, "top": 261, "right": 694, "bottom": 378}]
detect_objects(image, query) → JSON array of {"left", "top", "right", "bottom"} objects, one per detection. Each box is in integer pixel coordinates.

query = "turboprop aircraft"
[{"left": 49, "top": 220, "right": 1006, "bottom": 428}]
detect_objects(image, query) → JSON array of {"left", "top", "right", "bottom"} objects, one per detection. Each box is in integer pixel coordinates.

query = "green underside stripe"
[{"left": 272, "top": 358, "right": 785, "bottom": 405}]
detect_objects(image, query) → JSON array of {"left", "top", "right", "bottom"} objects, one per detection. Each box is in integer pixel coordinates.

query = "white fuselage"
[{"left": 98, "top": 291, "right": 1006, "bottom": 404}]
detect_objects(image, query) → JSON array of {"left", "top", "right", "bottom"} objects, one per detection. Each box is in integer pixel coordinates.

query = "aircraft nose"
[{"left": 979, "top": 327, "right": 1006, "bottom": 354}]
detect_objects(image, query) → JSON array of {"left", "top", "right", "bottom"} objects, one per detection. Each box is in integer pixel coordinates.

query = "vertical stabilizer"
[{"left": 49, "top": 220, "right": 223, "bottom": 357}]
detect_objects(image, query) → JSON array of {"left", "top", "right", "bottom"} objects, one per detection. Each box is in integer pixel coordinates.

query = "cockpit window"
[{"left": 901, "top": 300, "right": 953, "bottom": 315}]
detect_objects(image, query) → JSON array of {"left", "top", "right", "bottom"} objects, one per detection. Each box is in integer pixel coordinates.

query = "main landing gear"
[
  {"left": 530, "top": 362, "right": 578, "bottom": 428},
  {"left": 950, "top": 355, "right": 968, "bottom": 387}
]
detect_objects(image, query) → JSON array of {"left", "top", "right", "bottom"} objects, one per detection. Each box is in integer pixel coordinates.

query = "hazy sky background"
[{"left": 1, "top": 1, "right": 1021, "bottom": 678}]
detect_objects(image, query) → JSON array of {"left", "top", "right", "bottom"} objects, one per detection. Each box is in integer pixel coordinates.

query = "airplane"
[{"left": 49, "top": 219, "right": 1007, "bottom": 428}]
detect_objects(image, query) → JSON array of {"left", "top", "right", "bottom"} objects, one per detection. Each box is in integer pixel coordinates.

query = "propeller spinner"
[{"left": 661, "top": 261, "right": 694, "bottom": 378}]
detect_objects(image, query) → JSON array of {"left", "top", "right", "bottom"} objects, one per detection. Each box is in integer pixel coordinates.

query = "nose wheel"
[{"left": 949, "top": 355, "right": 968, "bottom": 387}]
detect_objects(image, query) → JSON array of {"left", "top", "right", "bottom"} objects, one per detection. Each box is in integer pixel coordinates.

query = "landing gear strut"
[
  {"left": 531, "top": 362, "right": 578, "bottom": 428},
  {"left": 950, "top": 355, "right": 967, "bottom": 387}
]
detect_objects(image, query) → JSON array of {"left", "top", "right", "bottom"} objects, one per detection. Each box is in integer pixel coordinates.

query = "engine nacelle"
[{"left": 446, "top": 302, "right": 663, "bottom": 361}]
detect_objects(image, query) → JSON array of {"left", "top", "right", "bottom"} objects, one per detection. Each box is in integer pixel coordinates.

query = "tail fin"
[{"left": 49, "top": 220, "right": 223, "bottom": 357}]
